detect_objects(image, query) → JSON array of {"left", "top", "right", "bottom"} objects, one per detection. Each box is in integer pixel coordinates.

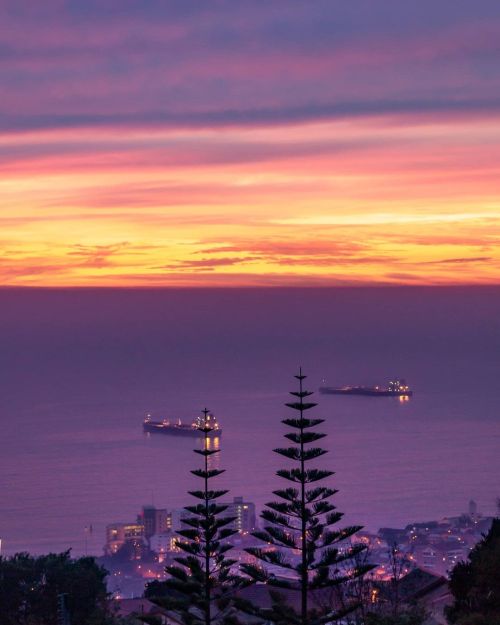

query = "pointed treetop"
[{"left": 294, "top": 366, "right": 306, "bottom": 381}]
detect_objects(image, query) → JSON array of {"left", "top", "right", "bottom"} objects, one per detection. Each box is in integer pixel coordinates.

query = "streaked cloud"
[
  {"left": 1, "top": 1, "right": 499, "bottom": 286},
  {"left": 422, "top": 256, "right": 492, "bottom": 265},
  {"left": 67, "top": 243, "right": 131, "bottom": 268},
  {"left": 161, "top": 257, "right": 256, "bottom": 272}
]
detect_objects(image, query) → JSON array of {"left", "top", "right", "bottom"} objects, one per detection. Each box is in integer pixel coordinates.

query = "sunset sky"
[{"left": 2, "top": 1, "right": 500, "bottom": 286}]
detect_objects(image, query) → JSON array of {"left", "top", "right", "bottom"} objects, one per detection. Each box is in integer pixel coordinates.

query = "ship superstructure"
[{"left": 143, "top": 412, "right": 222, "bottom": 437}]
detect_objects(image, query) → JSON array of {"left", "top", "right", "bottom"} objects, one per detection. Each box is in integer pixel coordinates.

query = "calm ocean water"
[{"left": 1, "top": 287, "right": 499, "bottom": 556}]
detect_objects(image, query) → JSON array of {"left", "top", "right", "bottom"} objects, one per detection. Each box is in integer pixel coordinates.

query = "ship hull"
[
  {"left": 143, "top": 422, "right": 222, "bottom": 437},
  {"left": 319, "top": 387, "right": 413, "bottom": 397}
]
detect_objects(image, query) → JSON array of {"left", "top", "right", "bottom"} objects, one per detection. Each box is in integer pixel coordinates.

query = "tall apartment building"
[
  {"left": 168, "top": 508, "right": 190, "bottom": 532},
  {"left": 224, "top": 496, "right": 256, "bottom": 534},
  {"left": 140, "top": 506, "right": 170, "bottom": 539}
]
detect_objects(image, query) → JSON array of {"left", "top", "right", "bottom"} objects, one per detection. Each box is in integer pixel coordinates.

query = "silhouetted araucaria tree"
[
  {"left": 242, "top": 370, "right": 373, "bottom": 625},
  {"left": 146, "top": 409, "right": 247, "bottom": 625}
]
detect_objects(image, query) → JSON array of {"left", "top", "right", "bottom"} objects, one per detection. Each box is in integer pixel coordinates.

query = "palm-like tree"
[
  {"left": 146, "top": 409, "right": 246, "bottom": 625},
  {"left": 243, "top": 370, "right": 373, "bottom": 625}
]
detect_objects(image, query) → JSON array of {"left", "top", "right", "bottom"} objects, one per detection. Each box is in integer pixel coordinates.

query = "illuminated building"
[
  {"left": 223, "top": 497, "right": 256, "bottom": 534},
  {"left": 150, "top": 530, "right": 181, "bottom": 560},
  {"left": 105, "top": 522, "right": 144, "bottom": 554}
]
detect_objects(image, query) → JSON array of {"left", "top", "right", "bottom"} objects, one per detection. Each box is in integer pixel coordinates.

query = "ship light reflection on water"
[
  {"left": 399, "top": 395, "right": 410, "bottom": 403},
  {"left": 204, "top": 436, "right": 221, "bottom": 450},
  {"left": 205, "top": 435, "right": 221, "bottom": 471}
]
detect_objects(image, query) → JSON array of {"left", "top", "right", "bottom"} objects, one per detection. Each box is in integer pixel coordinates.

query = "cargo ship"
[
  {"left": 319, "top": 379, "right": 413, "bottom": 397},
  {"left": 143, "top": 412, "right": 222, "bottom": 437}
]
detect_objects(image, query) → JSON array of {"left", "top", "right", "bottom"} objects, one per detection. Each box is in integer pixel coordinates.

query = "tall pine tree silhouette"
[
  {"left": 146, "top": 409, "right": 246, "bottom": 625},
  {"left": 243, "top": 370, "right": 372, "bottom": 625}
]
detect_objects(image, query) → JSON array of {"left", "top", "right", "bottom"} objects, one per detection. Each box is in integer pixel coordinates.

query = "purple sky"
[{"left": 3, "top": 1, "right": 500, "bottom": 132}]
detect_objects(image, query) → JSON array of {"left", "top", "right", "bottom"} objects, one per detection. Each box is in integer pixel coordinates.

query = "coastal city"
[{"left": 101, "top": 497, "right": 497, "bottom": 600}]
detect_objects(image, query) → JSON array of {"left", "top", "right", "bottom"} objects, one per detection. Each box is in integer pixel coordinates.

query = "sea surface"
[{"left": 1, "top": 287, "right": 499, "bottom": 556}]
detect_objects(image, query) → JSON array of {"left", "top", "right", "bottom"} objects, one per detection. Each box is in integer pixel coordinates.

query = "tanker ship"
[
  {"left": 143, "top": 412, "right": 222, "bottom": 437},
  {"left": 319, "top": 379, "right": 412, "bottom": 397}
]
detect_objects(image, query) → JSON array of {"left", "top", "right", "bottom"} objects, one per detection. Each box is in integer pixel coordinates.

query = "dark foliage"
[
  {"left": 446, "top": 518, "right": 500, "bottom": 625},
  {"left": 363, "top": 608, "right": 428, "bottom": 625},
  {"left": 242, "top": 370, "right": 373, "bottom": 625},
  {"left": 0, "top": 550, "right": 121, "bottom": 625}
]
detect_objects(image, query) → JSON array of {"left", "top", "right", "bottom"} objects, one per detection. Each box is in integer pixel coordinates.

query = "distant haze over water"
[{"left": 1, "top": 287, "right": 499, "bottom": 556}]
